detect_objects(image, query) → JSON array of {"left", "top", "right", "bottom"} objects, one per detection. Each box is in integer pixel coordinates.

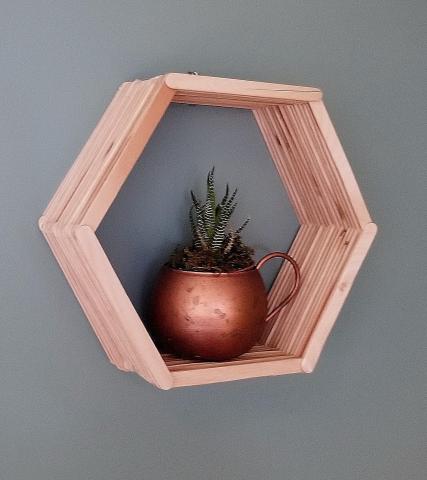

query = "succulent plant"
[
  {"left": 189, "top": 168, "right": 250, "bottom": 251},
  {"left": 168, "top": 168, "right": 254, "bottom": 272}
]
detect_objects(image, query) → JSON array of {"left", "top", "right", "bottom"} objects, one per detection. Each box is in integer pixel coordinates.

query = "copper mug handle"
[{"left": 256, "top": 252, "right": 301, "bottom": 322}]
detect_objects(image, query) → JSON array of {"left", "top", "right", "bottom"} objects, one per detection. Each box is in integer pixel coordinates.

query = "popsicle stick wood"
[{"left": 39, "top": 73, "right": 377, "bottom": 389}]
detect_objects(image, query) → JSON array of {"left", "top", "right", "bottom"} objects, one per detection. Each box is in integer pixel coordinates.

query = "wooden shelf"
[{"left": 39, "top": 73, "right": 377, "bottom": 390}]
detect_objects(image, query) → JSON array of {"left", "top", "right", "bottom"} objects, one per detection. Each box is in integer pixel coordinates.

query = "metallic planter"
[{"left": 150, "top": 252, "right": 300, "bottom": 361}]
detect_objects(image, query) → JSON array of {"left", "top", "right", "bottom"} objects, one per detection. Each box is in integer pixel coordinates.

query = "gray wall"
[{"left": 1, "top": 2, "right": 426, "bottom": 479}]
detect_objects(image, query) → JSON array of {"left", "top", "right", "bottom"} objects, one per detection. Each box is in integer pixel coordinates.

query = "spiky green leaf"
[{"left": 236, "top": 217, "right": 250, "bottom": 234}]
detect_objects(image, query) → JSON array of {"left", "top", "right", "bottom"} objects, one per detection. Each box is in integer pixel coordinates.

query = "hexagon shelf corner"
[{"left": 39, "top": 73, "right": 377, "bottom": 390}]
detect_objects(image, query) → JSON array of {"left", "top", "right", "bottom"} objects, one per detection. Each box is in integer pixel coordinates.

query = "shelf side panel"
[
  {"left": 73, "top": 226, "right": 173, "bottom": 389},
  {"left": 308, "top": 100, "right": 372, "bottom": 227},
  {"left": 261, "top": 224, "right": 318, "bottom": 346},
  {"left": 40, "top": 221, "right": 173, "bottom": 390},
  {"left": 42, "top": 82, "right": 134, "bottom": 223},
  {"left": 80, "top": 78, "right": 175, "bottom": 229},
  {"left": 301, "top": 222, "right": 377, "bottom": 371},
  {"left": 41, "top": 222, "right": 126, "bottom": 369},
  {"left": 263, "top": 225, "right": 365, "bottom": 356},
  {"left": 255, "top": 104, "right": 368, "bottom": 227}
]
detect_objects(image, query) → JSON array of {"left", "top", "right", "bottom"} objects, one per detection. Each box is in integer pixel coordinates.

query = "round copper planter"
[{"left": 150, "top": 252, "right": 300, "bottom": 361}]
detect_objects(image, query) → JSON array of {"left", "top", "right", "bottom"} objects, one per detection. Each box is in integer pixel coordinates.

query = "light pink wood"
[
  {"left": 81, "top": 79, "right": 174, "bottom": 229},
  {"left": 170, "top": 357, "right": 304, "bottom": 388},
  {"left": 308, "top": 101, "right": 372, "bottom": 227},
  {"left": 301, "top": 222, "right": 378, "bottom": 372},
  {"left": 166, "top": 73, "right": 322, "bottom": 107},
  {"left": 39, "top": 73, "right": 377, "bottom": 389}
]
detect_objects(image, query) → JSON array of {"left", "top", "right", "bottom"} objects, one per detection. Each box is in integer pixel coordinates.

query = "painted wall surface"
[{"left": 1, "top": 2, "right": 426, "bottom": 479}]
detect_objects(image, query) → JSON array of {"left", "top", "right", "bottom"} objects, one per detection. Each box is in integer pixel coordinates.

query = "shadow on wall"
[{"left": 97, "top": 104, "right": 299, "bottom": 319}]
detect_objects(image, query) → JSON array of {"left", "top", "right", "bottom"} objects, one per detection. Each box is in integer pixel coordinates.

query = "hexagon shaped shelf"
[{"left": 39, "top": 73, "right": 377, "bottom": 390}]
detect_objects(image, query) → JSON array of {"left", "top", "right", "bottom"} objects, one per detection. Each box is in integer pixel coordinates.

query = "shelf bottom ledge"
[{"left": 169, "top": 356, "right": 304, "bottom": 388}]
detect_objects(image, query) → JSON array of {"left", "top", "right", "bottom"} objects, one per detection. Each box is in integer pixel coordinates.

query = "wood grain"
[{"left": 39, "top": 73, "right": 376, "bottom": 389}]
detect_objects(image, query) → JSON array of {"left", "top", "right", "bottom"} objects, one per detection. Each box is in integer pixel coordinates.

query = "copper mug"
[{"left": 150, "top": 252, "right": 300, "bottom": 361}]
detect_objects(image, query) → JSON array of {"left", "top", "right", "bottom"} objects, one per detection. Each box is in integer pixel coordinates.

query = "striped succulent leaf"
[
  {"left": 189, "top": 205, "right": 198, "bottom": 245},
  {"left": 223, "top": 231, "right": 237, "bottom": 255},
  {"left": 219, "top": 183, "right": 230, "bottom": 208},
  {"left": 236, "top": 217, "right": 250, "bottom": 234},
  {"left": 227, "top": 202, "right": 237, "bottom": 219},
  {"left": 211, "top": 201, "right": 236, "bottom": 250},
  {"left": 188, "top": 169, "right": 250, "bottom": 254},
  {"left": 190, "top": 206, "right": 206, "bottom": 249},
  {"left": 204, "top": 167, "right": 216, "bottom": 237},
  {"left": 211, "top": 208, "right": 228, "bottom": 250},
  {"left": 190, "top": 191, "right": 208, "bottom": 247},
  {"left": 224, "top": 188, "right": 238, "bottom": 211}
]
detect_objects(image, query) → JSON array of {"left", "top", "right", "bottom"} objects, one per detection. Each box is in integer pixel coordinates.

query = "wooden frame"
[{"left": 39, "top": 73, "right": 377, "bottom": 389}]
